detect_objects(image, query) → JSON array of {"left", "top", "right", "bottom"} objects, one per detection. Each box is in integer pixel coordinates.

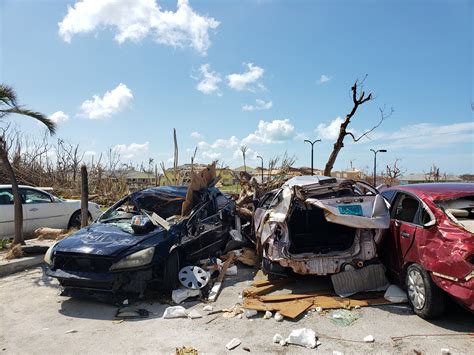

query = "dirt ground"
[{"left": 0, "top": 265, "right": 472, "bottom": 354}]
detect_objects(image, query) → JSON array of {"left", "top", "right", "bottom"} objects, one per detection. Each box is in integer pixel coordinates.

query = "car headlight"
[
  {"left": 110, "top": 247, "right": 155, "bottom": 271},
  {"left": 44, "top": 243, "right": 57, "bottom": 265}
]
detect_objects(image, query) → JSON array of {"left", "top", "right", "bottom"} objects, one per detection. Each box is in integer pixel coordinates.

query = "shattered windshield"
[{"left": 99, "top": 188, "right": 186, "bottom": 226}]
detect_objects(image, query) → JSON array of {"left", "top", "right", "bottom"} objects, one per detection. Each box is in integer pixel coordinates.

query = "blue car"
[{"left": 45, "top": 185, "right": 236, "bottom": 296}]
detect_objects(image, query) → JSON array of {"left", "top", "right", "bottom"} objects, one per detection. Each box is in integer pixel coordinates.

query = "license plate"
[{"left": 338, "top": 205, "right": 363, "bottom": 216}]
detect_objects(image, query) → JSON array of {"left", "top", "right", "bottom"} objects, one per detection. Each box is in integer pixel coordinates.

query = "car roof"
[
  {"left": 284, "top": 175, "right": 338, "bottom": 188},
  {"left": 386, "top": 183, "right": 474, "bottom": 201},
  {"left": 131, "top": 185, "right": 189, "bottom": 199}
]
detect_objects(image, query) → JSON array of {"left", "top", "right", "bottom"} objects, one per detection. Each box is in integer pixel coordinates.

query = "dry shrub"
[{"left": 5, "top": 244, "right": 24, "bottom": 260}]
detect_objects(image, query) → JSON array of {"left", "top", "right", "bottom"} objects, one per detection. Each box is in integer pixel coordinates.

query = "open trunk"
[{"left": 288, "top": 204, "right": 356, "bottom": 254}]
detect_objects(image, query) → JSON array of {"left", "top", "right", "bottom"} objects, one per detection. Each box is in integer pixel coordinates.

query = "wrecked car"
[
  {"left": 45, "top": 185, "right": 236, "bottom": 296},
  {"left": 379, "top": 183, "right": 474, "bottom": 318},
  {"left": 254, "top": 176, "right": 390, "bottom": 277}
]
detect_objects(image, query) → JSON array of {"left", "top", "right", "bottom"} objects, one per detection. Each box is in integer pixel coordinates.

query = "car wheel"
[
  {"left": 405, "top": 263, "right": 446, "bottom": 319},
  {"left": 68, "top": 210, "right": 91, "bottom": 230},
  {"left": 162, "top": 250, "right": 180, "bottom": 292}
]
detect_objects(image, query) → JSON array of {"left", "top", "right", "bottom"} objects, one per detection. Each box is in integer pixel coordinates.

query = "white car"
[{"left": 0, "top": 185, "right": 102, "bottom": 238}]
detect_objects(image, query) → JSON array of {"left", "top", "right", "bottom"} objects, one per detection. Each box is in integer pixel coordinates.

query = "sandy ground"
[{"left": 0, "top": 265, "right": 472, "bottom": 354}]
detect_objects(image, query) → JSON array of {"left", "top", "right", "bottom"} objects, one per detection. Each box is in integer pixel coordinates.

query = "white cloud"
[
  {"left": 242, "top": 119, "right": 295, "bottom": 145},
  {"left": 49, "top": 111, "right": 69, "bottom": 124},
  {"left": 113, "top": 141, "right": 149, "bottom": 159},
  {"left": 227, "top": 63, "right": 265, "bottom": 91},
  {"left": 191, "top": 131, "right": 203, "bottom": 139},
  {"left": 315, "top": 116, "right": 344, "bottom": 140},
  {"left": 202, "top": 151, "right": 221, "bottom": 160},
  {"left": 317, "top": 74, "right": 331, "bottom": 84},
  {"left": 368, "top": 122, "right": 474, "bottom": 150},
  {"left": 194, "top": 64, "right": 222, "bottom": 95},
  {"left": 79, "top": 83, "right": 133, "bottom": 119},
  {"left": 198, "top": 136, "right": 239, "bottom": 149},
  {"left": 58, "top": 0, "right": 219, "bottom": 55},
  {"left": 242, "top": 99, "right": 273, "bottom": 111},
  {"left": 84, "top": 150, "right": 96, "bottom": 156}
]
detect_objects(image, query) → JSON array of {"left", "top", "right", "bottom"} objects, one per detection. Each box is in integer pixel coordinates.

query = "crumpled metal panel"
[{"left": 305, "top": 194, "right": 390, "bottom": 229}]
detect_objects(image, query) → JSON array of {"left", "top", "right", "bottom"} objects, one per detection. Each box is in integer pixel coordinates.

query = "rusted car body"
[
  {"left": 254, "top": 176, "right": 390, "bottom": 276},
  {"left": 379, "top": 183, "right": 474, "bottom": 318}
]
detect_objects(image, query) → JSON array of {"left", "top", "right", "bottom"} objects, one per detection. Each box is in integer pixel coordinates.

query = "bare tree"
[
  {"left": 240, "top": 145, "right": 248, "bottom": 172},
  {"left": 323, "top": 77, "right": 392, "bottom": 176},
  {"left": 384, "top": 158, "right": 405, "bottom": 186},
  {"left": 426, "top": 164, "right": 441, "bottom": 182}
]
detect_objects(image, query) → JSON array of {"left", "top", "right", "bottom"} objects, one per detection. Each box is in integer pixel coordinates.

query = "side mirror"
[{"left": 131, "top": 215, "right": 155, "bottom": 234}]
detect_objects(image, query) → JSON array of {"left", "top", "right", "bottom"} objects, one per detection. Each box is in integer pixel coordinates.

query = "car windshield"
[{"left": 99, "top": 190, "right": 186, "bottom": 225}]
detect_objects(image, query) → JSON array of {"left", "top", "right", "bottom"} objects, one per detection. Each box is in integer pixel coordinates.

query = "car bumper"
[
  {"left": 46, "top": 267, "right": 153, "bottom": 294},
  {"left": 432, "top": 274, "right": 474, "bottom": 312}
]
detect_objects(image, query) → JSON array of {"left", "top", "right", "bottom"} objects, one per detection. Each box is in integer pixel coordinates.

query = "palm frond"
[
  {"left": 1, "top": 107, "right": 56, "bottom": 135},
  {"left": 0, "top": 84, "right": 18, "bottom": 107}
]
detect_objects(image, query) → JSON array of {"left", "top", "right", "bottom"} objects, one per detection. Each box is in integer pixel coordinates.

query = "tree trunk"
[
  {"left": 0, "top": 136, "right": 24, "bottom": 245},
  {"left": 81, "top": 165, "right": 89, "bottom": 228}
]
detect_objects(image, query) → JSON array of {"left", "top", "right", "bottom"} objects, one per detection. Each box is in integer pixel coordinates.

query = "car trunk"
[{"left": 288, "top": 204, "right": 356, "bottom": 254}]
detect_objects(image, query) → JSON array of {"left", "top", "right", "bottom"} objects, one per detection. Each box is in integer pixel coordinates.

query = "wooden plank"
[
  {"left": 259, "top": 291, "right": 331, "bottom": 302},
  {"left": 208, "top": 252, "right": 235, "bottom": 302}
]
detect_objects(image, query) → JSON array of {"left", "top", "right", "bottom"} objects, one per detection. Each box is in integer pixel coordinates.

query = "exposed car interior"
[
  {"left": 393, "top": 195, "right": 420, "bottom": 223},
  {"left": 288, "top": 202, "right": 356, "bottom": 254},
  {"left": 438, "top": 196, "right": 474, "bottom": 233}
]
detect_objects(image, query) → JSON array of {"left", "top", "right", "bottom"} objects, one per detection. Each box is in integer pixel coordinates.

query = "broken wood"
[{"left": 208, "top": 251, "right": 235, "bottom": 302}]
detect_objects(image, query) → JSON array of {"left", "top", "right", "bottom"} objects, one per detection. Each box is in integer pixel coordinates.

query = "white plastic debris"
[
  {"left": 122, "top": 299, "right": 129, "bottom": 305},
  {"left": 279, "top": 339, "right": 288, "bottom": 346},
  {"left": 203, "top": 305, "right": 213, "bottom": 312},
  {"left": 263, "top": 311, "right": 273, "bottom": 319},
  {"left": 172, "top": 288, "right": 200, "bottom": 304},
  {"left": 441, "top": 349, "right": 450, "bottom": 355},
  {"left": 384, "top": 284, "right": 409, "bottom": 303},
  {"left": 274, "top": 312, "right": 283, "bottom": 321},
  {"left": 226, "top": 265, "right": 238, "bottom": 276},
  {"left": 162, "top": 306, "right": 187, "bottom": 319},
  {"left": 65, "top": 329, "right": 77, "bottom": 334},
  {"left": 273, "top": 334, "right": 284, "bottom": 343},
  {"left": 244, "top": 309, "right": 258, "bottom": 318},
  {"left": 333, "top": 351, "right": 343, "bottom": 355},
  {"left": 237, "top": 314, "right": 243, "bottom": 319},
  {"left": 225, "top": 338, "right": 241, "bottom": 350},
  {"left": 315, "top": 307, "right": 323, "bottom": 312},
  {"left": 188, "top": 310, "right": 203, "bottom": 319},
  {"left": 285, "top": 328, "right": 317, "bottom": 349},
  {"left": 353, "top": 305, "right": 361, "bottom": 309},
  {"left": 363, "top": 335, "right": 375, "bottom": 343}
]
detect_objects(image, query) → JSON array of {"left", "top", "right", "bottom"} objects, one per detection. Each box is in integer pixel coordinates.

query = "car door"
[
  {"left": 180, "top": 200, "right": 222, "bottom": 260},
  {"left": 0, "top": 188, "right": 27, "bottom": 237},
  {"left": 21, "top": 188, "right": 67, "bottom": 233},
  {"left": 385, "top": 192, "right": 423, "bottom": 281}
]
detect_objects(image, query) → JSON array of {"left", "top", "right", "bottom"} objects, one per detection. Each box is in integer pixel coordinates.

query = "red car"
[{"left": 379, "top": 183, "right": 473, "bottom": 318}]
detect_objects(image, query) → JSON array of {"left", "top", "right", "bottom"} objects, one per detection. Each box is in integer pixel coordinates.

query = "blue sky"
[{"left": 1, "top": 0, "right": 473, "bottom": 175}]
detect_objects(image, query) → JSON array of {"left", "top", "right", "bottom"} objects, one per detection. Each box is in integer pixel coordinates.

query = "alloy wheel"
[{"left": 407, "top": 269, "right": 426, "bottom": 310}]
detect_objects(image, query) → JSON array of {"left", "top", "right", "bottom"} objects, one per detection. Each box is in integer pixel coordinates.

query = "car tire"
[
  {"left": 68, "top": 210, "right": 91, "bottom": 230},
  {"left": 405, "top": 263, "right": 446, "bottom": 319},
  {"left": 262, "top": 257, "right": 288, "bottom": 280},
  {"left": 162, "top": 250, "right": 180, "bottom": 292}
]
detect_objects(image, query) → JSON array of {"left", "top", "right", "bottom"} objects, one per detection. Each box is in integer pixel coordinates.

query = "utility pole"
[
  {"left": 257, "top": 155, "right": 264, "bottom": 183},
  {"left": 304, "top": 139, "right": 321, "bottom": 176},
  {"left": 370, "top": 149, "right": 387, "bottom": 186}
]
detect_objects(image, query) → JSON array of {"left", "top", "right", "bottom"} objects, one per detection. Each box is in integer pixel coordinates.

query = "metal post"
[
  {"left": 304, "top": 139, "right": 321, "bottom": 176},
  {"left": 370, "top": 149, "right": 387, "bottom": 186}
]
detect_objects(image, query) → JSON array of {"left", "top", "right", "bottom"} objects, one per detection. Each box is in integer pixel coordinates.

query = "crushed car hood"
[{"left": 54, "top": 223, "right": 165, "bottom": 256}]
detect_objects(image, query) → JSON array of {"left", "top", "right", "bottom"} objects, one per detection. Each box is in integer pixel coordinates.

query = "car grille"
[{"left": 54, "top": 253, "right": 114, "bottom": 273}]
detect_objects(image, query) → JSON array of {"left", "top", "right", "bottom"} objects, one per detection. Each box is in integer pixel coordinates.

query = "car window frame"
[
  {"left": 20, "top": 188, "right": 53, "bottom": 204},
  {"left": 0, "top": 188, "right": 14, "bottom": 205},
  {"left": 391, "top": 191, "right": 423, "bottom": 226}
]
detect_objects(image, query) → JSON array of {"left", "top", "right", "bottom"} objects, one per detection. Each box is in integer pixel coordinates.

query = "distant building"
[
  {"left": 399, "top": 173, "right": 462, "bottom": 184},
  {"left": 123, "top": 170, "right": 157, "bottom": 190}
]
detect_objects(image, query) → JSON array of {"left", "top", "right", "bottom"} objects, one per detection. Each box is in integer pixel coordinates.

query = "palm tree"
[
  {"left": 240, "top": 145, "right": 248, "bottom": 172},
  {"left": 0, "top": 84, "right": 56, "bottom": 245}
]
